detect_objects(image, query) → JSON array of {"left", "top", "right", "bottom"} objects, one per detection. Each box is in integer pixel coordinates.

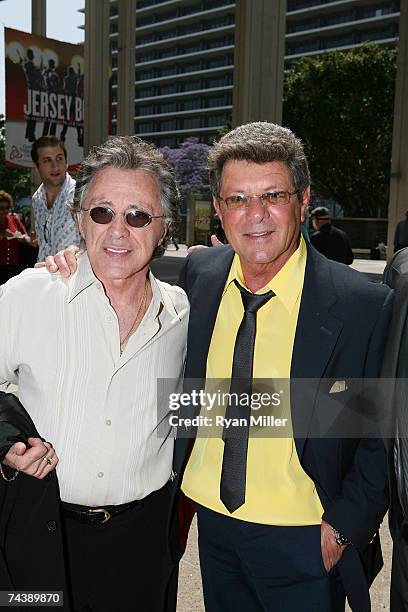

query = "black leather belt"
[{"left": 62, "top": 498, "right": 143, "bottom": 526}]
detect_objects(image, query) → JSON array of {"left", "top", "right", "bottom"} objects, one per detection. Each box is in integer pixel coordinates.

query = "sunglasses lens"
[
  {"left": 89, "top": 207, "right": 114, "bottom": 224},
  {"left": 126, "top": 210, "right": 151, "bottom": 228}
]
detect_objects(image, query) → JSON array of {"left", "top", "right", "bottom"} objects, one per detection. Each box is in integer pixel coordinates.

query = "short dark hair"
[
  {"left": 0, "top": 191, "right": 13, "bottom": 208},
  {"left": 31, "top": 136, "right": 67, "bottom": 165},
  {"left": 310, "top": 206, "right": 330, "bottom": 220},
  {"left": 208, "top": 122, "right": 311, "bottom": 199}
]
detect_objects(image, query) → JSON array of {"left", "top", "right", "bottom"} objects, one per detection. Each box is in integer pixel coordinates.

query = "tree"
[
  {"left": 0, "top": 115, "right": 31, "bottom": 201},
  {"left": 283, "top": 44, "right": 396, "bottom": 218},
  {"left": 161, "top": 137, "right": 210, "bottom": 202}
]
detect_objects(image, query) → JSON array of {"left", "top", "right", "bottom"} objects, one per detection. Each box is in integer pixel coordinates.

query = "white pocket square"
[{"left": 329, "top": 380, "right": 348, "bottom": 394}]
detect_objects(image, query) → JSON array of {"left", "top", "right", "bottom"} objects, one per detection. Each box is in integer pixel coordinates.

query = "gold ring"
[{"left": 43, "top": 456, "right": 52, "bottom": 465}]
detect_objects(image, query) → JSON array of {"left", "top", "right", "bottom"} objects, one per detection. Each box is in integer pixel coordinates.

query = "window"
[
  {"left": 161, "top": 101, "right": 177, "bottom": 113},
  {"left": 207, "top": 114, "right": 227, "bottom": 127},
  {"left": 161, "top": 83, "right": 178, "bottom": 95},
  {"left": 160, "top": 119, "right": 177, "bottom": 131},
  {"left": 326, "top": 33, "right": 355, "bottom": 48},
  {"left": 207, "top": 56, "right": 232, "bottom": 69},
  {"left": 287, "top": 17, "right": 320, "bottom": 33},
  {"left": 326, "top": 11, "right": 355, "bottom": 27},
  {"left": 137, "top": 122, "right": 154, "bottom": 134},
  {"left": 182, "top": 62, "right": 202, "bottom": 73},
  {"left": 183, "top": 117, "right": 201, "bottom": 129},
  {"left": 207, "top": 93, "right": 231, "bottom": 107},
  {"left": 183, "top": 99, "right": 201, "bottom": 110},
  {"left": 138, "top": 105, "right": 155, "bottom": 116},
  {"left": 206, "top": 74, "right": 232, "bottom": 87},
  {"left": 360, "top": 25, "right": 396, "bottom": 41},
  {"left": 137, "top": 87, "right": 155, "bottom": 99},
  {"left": 158, "top": 136, "right": 177, "bottom": 147}
]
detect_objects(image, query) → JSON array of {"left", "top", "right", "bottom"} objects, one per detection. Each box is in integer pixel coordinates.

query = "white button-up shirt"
[
  {"left": 0, "top": 253, "right": 189, "bottom": 505},
  {"left": 31, "top": 173, "right": 81, "bottom": 261}
]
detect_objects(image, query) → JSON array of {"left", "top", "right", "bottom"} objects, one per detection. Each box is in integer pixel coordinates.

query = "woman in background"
[{"left": 0, "top": 190, "right": 30, "bottom": 284}]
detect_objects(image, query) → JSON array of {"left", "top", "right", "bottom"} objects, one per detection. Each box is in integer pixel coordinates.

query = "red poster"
[{"left": 5, "top": 27, "right": 84, "bottom": 169}]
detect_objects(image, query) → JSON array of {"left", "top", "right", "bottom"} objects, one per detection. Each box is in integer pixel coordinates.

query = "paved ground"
[{"left": 177, "top": 517, "right": 393, "bottom": 611}]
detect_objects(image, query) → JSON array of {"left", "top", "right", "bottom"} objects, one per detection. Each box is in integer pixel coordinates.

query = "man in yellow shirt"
[{"left": 176, "top": 122, "right": 392, "bottom": 612}]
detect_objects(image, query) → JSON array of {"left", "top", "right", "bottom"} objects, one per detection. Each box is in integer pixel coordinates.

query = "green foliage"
[
  {"left": 0, "top": 114, "right": 31, "bottom": 201},
  {"left": 283, "top": 44, "right": 396, "bottom": 218}
]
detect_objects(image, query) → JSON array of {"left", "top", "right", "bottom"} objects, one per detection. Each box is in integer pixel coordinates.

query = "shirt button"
[
  {"left": 96, "top": 282, "right": 102, "bottom": 290},
  {"left": 106, "top": 316, "right": 112, "bottom": 323},
  {"left": 97, "top": 472, "right": 104, "bottom": 478},
  {"left": 47, "top": 520, "right": 58, "bottom": 532},
  {"left": 105, "top": 419, "right": 111, "bottom": 426}
]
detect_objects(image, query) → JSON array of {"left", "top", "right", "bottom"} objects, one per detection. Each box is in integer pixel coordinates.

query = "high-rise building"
[{"left": 106, "top": 0, "right": 400, "bottom": 146}]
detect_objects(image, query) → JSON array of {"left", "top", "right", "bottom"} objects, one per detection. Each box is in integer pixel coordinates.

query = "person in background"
[
  {"left": 309, "top": 206, "right": 353, "bottom": 265},
  {"left": 393, "top": 210, "right": 408, "bottom": 253},
  {"left": 30, "top": 136, "right": 80, "bottom": 261},
  {"left": 0, "top": 190, "right": 31, "bottom": 284}
]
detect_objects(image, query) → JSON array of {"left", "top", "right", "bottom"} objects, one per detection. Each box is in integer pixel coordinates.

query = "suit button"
[{"left": 47, "top": 520, "right": 58, "bottom": 532}]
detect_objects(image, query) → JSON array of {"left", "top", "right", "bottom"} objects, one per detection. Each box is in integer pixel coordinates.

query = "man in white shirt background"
[
  {"left": 30, "top": 135, "right": 80, "bottom": 261},
  {"left": 0, "top": 136, "right": 189, "bottom": 612}
]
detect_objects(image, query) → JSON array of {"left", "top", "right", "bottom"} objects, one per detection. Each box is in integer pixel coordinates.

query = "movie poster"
[{"left": 5, "top": 28, "right": 84, "bottom": 169}]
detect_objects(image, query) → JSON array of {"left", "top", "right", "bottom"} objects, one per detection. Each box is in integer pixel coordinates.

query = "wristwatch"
[{"left": 331, "top": 527, "right": 351, "bottom": 546}]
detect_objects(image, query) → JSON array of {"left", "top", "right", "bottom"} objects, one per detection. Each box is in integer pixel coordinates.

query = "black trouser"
[
  {"left": 197, "top": 505, "right": 345, "bottom": 612},
  {"left": 62, "top": 482, "right": 177, "bottom": 612}
]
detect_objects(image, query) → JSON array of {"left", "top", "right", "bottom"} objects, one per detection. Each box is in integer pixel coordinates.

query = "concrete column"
[
  {"left": 387, "top": 5, "right": 408, "bottom": 257},
  {"left": 31, "top": 0, "right": 46, "bottom": 36},
  {"left": 117, "top": 0, "right": 136, "bottom": 136},
  {"left": 232, "top": 0, "right": 286, "bottom": 127},
  {"left": 84, "top": 0, "right": 110, "bottom": 153},
  {"left": 31, "top": 0, "right": 46, "bottom": 191}
]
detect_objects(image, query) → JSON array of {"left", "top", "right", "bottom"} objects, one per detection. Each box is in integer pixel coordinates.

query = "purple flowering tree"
[{"left": 161, "top": 137, "right": 211, "bottom": 202}]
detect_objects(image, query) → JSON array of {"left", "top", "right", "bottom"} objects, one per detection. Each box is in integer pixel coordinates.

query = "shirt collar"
[
  {"left": 223, "top": 235, "right": 307, "bottom": 313},
  {"left": 67, "top": 251, "right": 96, "bottom": 302},
  {"left": 39, "top": 172, "right": 71, "bottom": 202},
  {"left": 67, "top": 252, "right": 182, "bottom": 319}
]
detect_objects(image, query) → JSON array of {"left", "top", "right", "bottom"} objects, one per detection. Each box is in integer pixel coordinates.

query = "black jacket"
[
  {"left": 174, "top": 242, "right": 393, "bottom": 612},
  {"left": 0, "top": 393, "right": 70, "bottom": 610},
  {"left": 382, "top": 247, "right": 408, "bottom": 540},
  {"left": 310, "top": 222, "right": 354, "bottom": 265}
]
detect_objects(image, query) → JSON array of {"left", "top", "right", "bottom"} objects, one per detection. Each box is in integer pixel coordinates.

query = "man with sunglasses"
[
  {"left": 0, "top": 136, "right": 188, "bottom": 611},
  {"left": 30, "top": 135, "right": 80, "bottom": 261}
]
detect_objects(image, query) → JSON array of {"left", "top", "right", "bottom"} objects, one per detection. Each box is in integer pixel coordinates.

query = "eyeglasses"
[
  {"left": 219, "top": 190, "right": 299, "bottom": 210},
  {"left": 80, "top": 206, "right": 164, "bottom": 228}
]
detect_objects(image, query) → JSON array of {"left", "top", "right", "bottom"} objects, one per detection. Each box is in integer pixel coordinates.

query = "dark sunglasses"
[{"left": 80, "top": 206, "right": 164, "bottom": 228}]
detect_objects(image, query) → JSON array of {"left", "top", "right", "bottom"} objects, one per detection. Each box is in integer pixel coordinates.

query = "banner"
[{"left": 5, "top": 28, "right": 84, "bottom": 169}]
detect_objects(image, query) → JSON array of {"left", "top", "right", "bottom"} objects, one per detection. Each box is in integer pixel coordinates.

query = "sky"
[{"left": 0, "top": 0, "right": 85, "bottom": 113}]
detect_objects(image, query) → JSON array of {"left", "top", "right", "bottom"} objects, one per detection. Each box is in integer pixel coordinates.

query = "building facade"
[{"left": 107, "top": 0, "right": 400, "bottom": 147}]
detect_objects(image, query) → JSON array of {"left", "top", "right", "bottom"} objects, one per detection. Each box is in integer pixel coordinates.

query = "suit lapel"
[
  {"left": 175, "top": 248, "right": 234, "bottom": 474},
  {"left": 184, "top": 246, "right": 234, "bottom": 381},
  {"left": 291, "top": 245, "right": 343, "bottom": 459}
]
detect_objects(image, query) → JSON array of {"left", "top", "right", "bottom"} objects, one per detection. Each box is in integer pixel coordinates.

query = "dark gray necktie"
[{"left": 220, "top": 280, "right": 274, "bottom": 513}]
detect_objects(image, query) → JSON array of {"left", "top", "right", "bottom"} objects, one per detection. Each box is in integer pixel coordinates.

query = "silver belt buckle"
[{"left": 88, "top": 507, "right": 111, "bottom": 524}]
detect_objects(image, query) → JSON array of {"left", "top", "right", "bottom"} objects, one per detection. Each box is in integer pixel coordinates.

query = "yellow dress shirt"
[{"left": 182, "top": 237, "right": 324, "bottom": 525}]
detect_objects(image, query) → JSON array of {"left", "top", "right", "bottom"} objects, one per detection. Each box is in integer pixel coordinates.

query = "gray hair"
[
  {"left": 70, "top": 135, "right": 179, "bottom": 258},
  {"left": 208, "top": 122, "right": 311, "bottom": 200}
]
